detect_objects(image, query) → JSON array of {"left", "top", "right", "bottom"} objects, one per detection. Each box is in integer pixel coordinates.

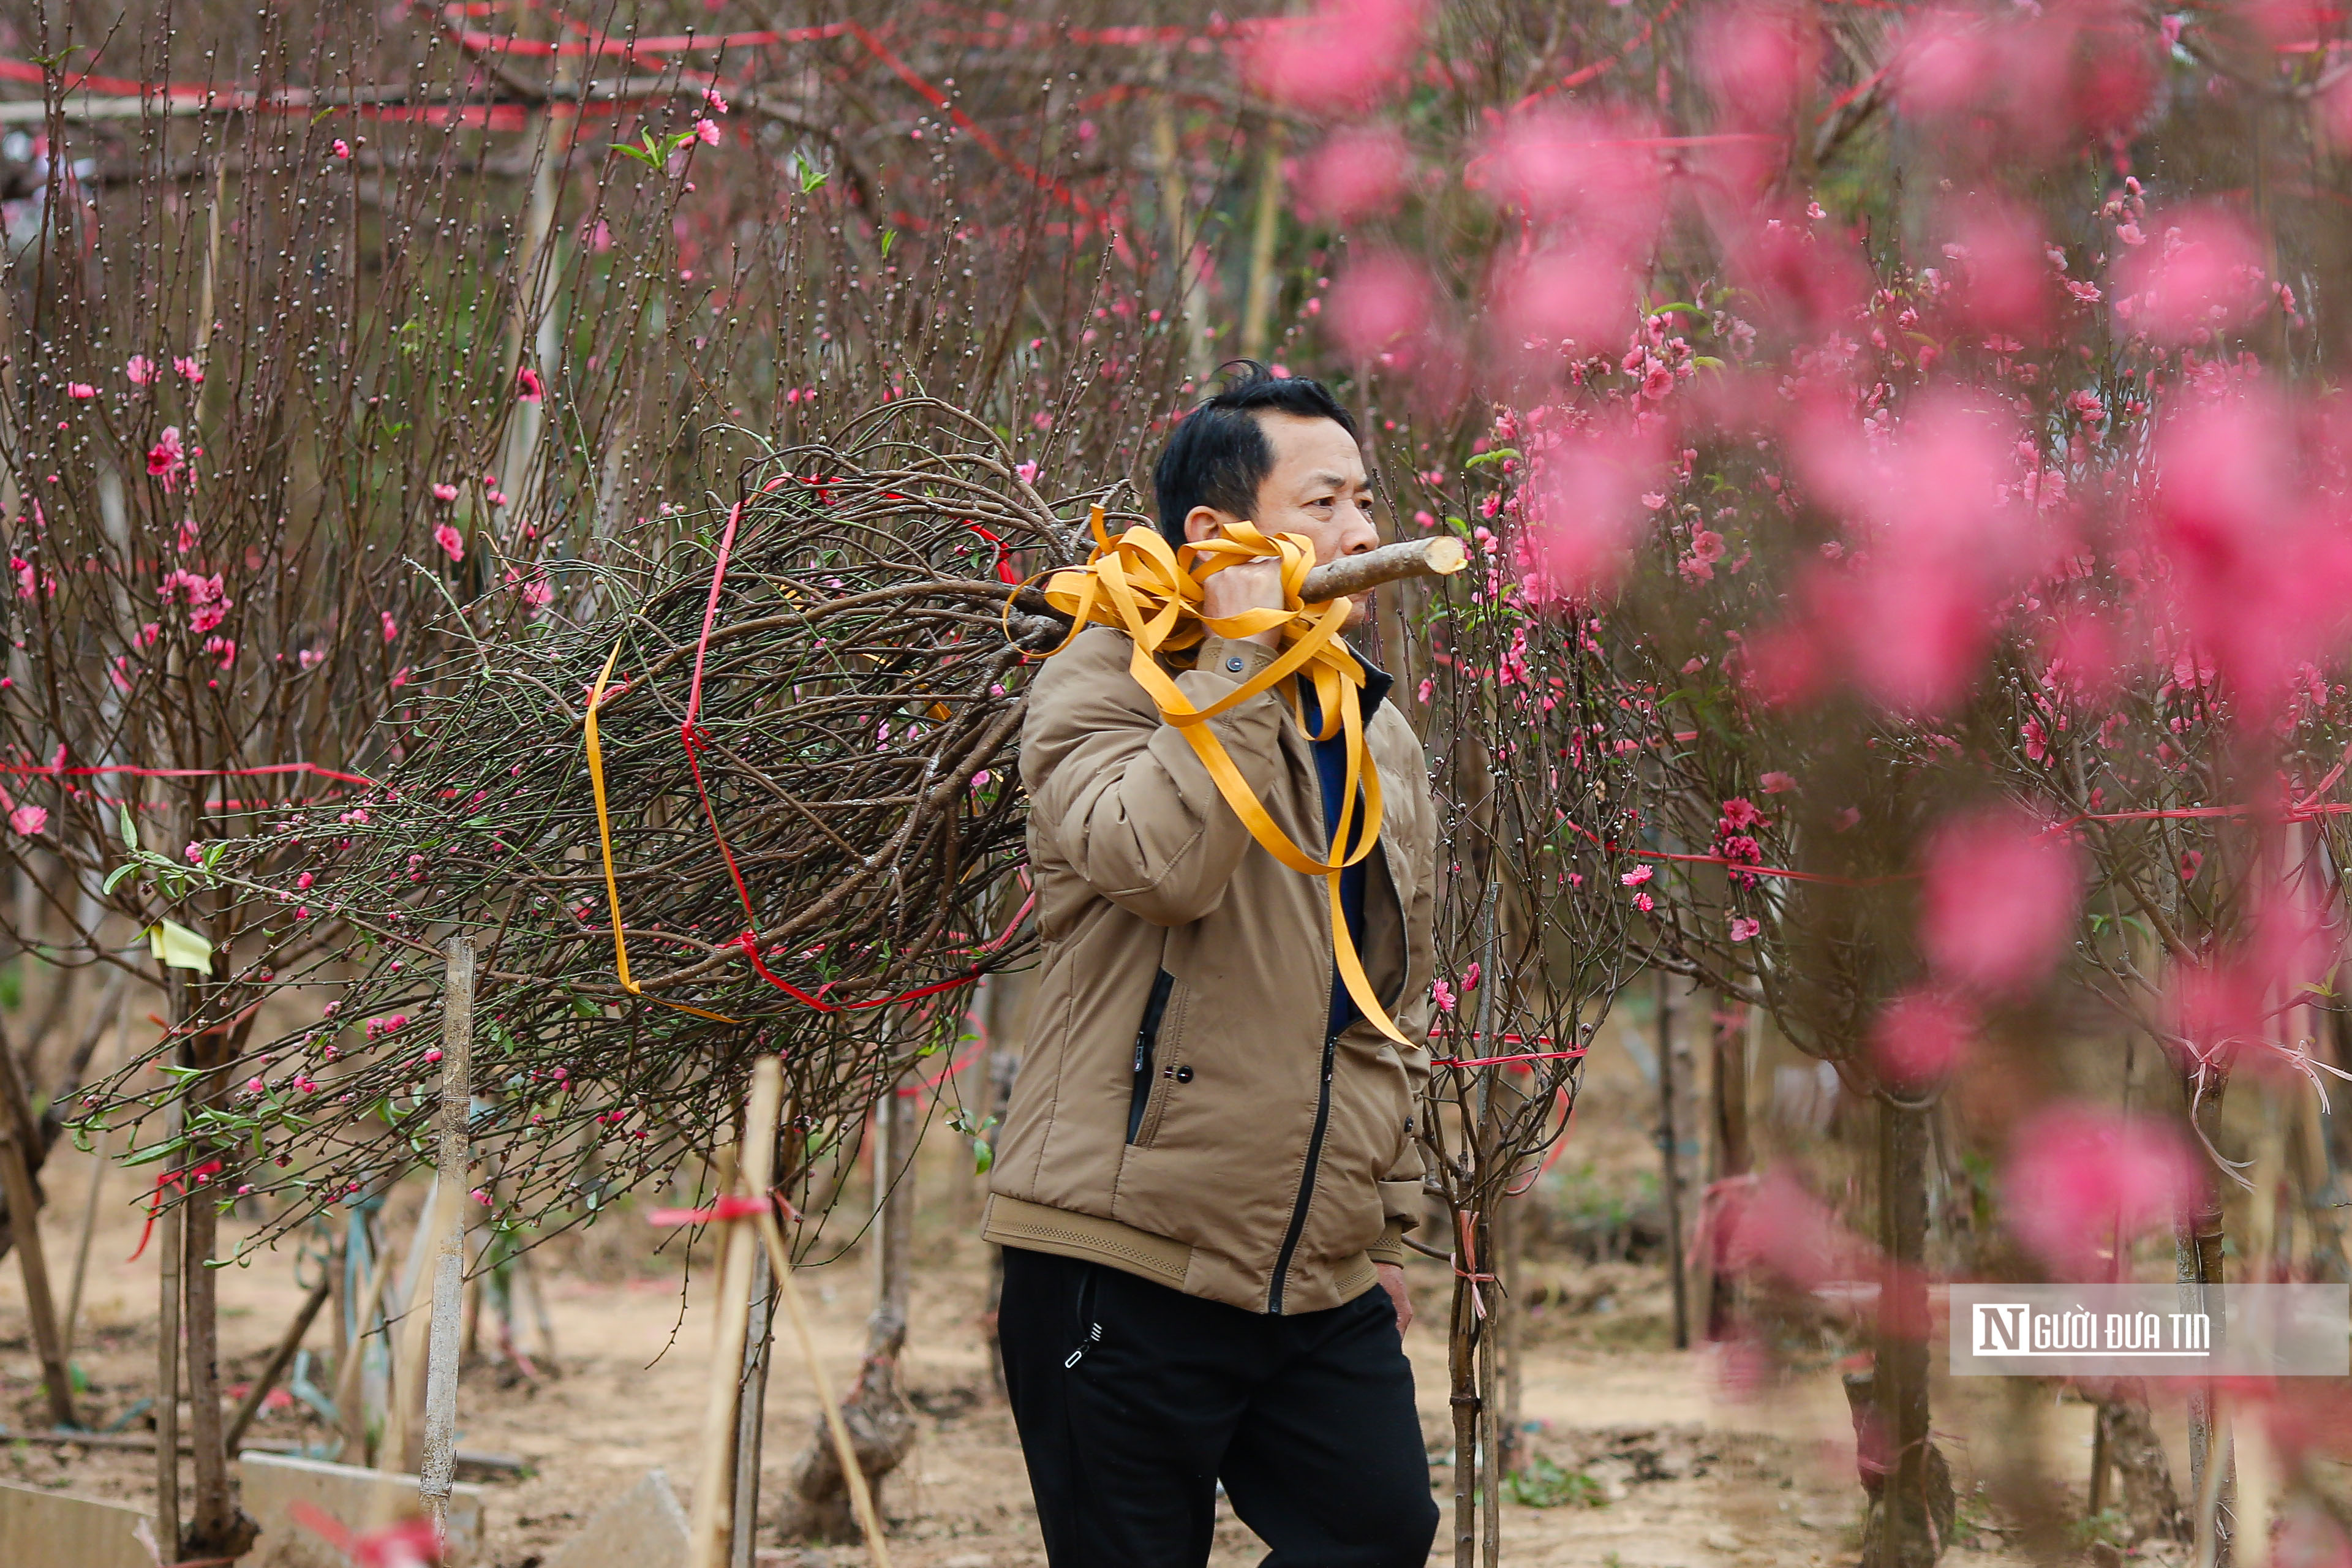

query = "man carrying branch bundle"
[{"left": 986, "top": 362, "right": 1442, "bottom": 1566}]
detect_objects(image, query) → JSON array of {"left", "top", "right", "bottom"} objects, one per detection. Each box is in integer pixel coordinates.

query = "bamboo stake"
[
  {"left": 0, "top": 1116, "right": 75, "bottom": 1427},
  {"left": 61, "top": 996, "right": 129, "bottom": 1362},
  {"left": 420, "top": 936, "right": 475, "bottom": 1548},
  {"left": 384, "top": 1174, "right": 448, "bottom": 1471},
  {"left": 1237, "top": 129, "right": 1286, "bottom": 361},
  {"left": 730, "top": 1245, "right": 775, "bottom": 1568},
  {"left": 224, "top": 1273, "right": 334, "bottom": 1454},
  {"left": 334, "top": 1231, "right": 396, "bottom": 1462},
  {"left": 60, "top": 1129, "right": 106, "bottom": 1362},
  {"left": 747, "top": 1074, "right": 892, "bottom": 1568},
  {"left": 687, "top": 1064, "right": 783, "bottom": 1568}
]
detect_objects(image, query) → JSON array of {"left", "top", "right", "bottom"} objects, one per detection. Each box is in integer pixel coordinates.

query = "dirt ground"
[{"left": 0, "top": 1031, "right": 2185, "bottom": 1567}]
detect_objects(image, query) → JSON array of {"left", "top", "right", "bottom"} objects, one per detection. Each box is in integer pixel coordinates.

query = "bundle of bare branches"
[{"left": 118, "top": 401, "right": 1092, "bottom": 1240}]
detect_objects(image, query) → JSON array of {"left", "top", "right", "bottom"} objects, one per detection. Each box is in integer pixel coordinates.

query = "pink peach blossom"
[
  {"left": 1869, "top": 989, "right": 1972, "bottom": 1084},
  {"left": 2002, "top": 1106, "right": 2196, "bottom": 1278},
  {"left": 2109, "top": 206, "right": 2267, "bottom": 345},
  {"left": 1243, "top": 0, "right": 1428, "bottom": 110},
  {"left": 1325, "top": 252, "right": 1433, "bottom": 361},
  {"left": 1917, "top": 808, "right": 2080, "bottom": 997},
  {"left": 1294, "top": 125, "right": 1413, "bottom": 223},
  {"left": 147, "top": 426, "right": 187, "bottom": 491}
]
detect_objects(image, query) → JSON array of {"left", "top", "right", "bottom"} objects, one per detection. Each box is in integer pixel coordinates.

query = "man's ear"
[{"left": 1183, "top": 505, "right": 1239, "bottom": 545}]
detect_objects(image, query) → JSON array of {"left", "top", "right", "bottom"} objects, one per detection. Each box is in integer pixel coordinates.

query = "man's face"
[{"left": 1184, "top": 411, "right": 1380, "bottom": 606}]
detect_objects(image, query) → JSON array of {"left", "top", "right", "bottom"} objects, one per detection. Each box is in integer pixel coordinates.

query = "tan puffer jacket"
[{"left": 983, "top": 624, "right": 1436, "bottom": 1314}]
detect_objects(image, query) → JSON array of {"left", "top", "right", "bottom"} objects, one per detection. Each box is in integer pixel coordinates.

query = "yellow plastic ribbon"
[
  {"left": 1040, "top": 508, "right": 1404, "bottom": 1044},
  {"left": 586, "top": 640, "right": 742, "bottom": 1024}
]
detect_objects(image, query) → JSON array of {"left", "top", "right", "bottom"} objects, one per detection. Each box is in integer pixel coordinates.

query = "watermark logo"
[
  {"left": 1969, "top": 1301, "right": 2208, "bottom": 1358},
  {"left": 1951, "top": 1284, "right": 2346, "bottom": 1377}
]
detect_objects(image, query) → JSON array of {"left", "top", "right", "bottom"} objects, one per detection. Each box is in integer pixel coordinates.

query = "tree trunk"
[
  {"left": 180, "top": 1021, "right": 257, "bottom": 1559},
  {"left": 1861, "top": 1097, "right": 1951, "bottom": 1568},
  {"left": 2178, "top": 1065, "right": 2231, "bottom": 1564},
  {"left": 1703, "top": 997, "right": 1752, "bottom": 1341},
  {"left": 1447, "top": 1219, "right": 1481, "bottom": 1568},
  {"left": 2096, "top": 1392, "right": 2190, "bottom": 1544},
  {"left": 155, "top": 1093, "right": 184, "bottom": 1557},
  {"left": 1656, "top": 972, "right": 1691, "bottom": 1349}
]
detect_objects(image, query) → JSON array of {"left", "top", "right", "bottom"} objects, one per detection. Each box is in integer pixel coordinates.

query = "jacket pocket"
[{"left": 1125, "top": 969, "right": 1176, "bottom": 1144}]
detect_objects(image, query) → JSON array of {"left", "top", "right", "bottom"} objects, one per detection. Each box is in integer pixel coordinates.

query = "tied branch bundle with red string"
[{"left": 179, "top": 402, "right": 1091, "bottom": 1242}]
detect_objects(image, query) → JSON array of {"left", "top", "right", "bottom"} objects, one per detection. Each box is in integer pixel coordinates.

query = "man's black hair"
[{"left": 1152, "top": 360, "right": 1360, "bottom": 549}]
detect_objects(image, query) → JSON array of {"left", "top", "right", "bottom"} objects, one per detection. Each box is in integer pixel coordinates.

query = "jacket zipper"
[
  {"left": 1064, "top": 1265, "right": 1104, "bottom": 1367},
  {"left": 1266, "top": 1030, "right": 1338, "bottom": 1314},
  {"left": 1126, "top": 969, "right": 1177, "bottom": 1144}
]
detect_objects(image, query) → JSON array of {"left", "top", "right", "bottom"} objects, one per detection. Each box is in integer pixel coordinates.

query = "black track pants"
[{"left": 998, "top": 1246, "right": 1440, "bottom": 1568}]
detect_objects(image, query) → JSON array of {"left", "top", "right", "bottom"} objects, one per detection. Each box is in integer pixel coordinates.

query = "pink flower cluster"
[{"left": 158, "top": 568, "right": 230, "bottom": 634}]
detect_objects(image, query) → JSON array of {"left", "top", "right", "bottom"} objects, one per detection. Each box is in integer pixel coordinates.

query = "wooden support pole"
[
  {"left": 62, "top": 1001, "right": 130, "bottom": 1362},
  {"left": 688, "top": 1062, "right": 783, "bottom": 1568},
  {"left": 730, "top": 1245, "right": 775, "bottom": 1568},
  {"left": 61, "top": 1123, "right": 110, "bottom": 1363},
  {"left": 420, "top": 935, "right": 475, "bottom": 1548},
  {"left": 334, "top": 1236, "right": 397, "bottom": 1463},
  {"left": 383, "top": 1175, "right": 446, "bottom": 1471},
  {"left": 748, "top": 1062, "right": 891, "bottom": 1568},
  {"left": 224, "top": 1272, "right": 335, "bottom": 1453},
  {"left": 0, "top": 1115, "right": 76, "bottom": 1427}
]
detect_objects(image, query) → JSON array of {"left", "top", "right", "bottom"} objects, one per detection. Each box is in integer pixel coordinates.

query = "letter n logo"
[{"left": 1974, "top": 1303, "right": 2027, "bottom": 1354}]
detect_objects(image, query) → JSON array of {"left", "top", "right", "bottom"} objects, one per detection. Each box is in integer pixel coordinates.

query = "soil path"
[{"left": 2, "top": 1153, "right": 2064, "bottom": 1567}]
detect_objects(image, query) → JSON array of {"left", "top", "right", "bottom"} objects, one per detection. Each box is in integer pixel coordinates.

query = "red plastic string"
[
  {"left": 129, "top": 1158, "right": 224, "bottom": 1261},
  {"left": 966, "top": 522, "right": 1022, "bottom": 585},
  {"left": 894, "top": 1032, "right": 986, "bottom": 1097},
  {"left": 673, "top": 483, "right": 1021, "bottom": 1015},
  {"left": 287, "top": 1499, "right": 438, "bottom": 1567},
  {"left": 647, "top": 1190, "right": 796, "bottom": 1227}
]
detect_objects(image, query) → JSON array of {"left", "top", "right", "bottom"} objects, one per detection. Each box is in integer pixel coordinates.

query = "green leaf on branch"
[
  {"left": 118, "top": 804, "right": 138, "bottom": 851},
  {"left": 1465, "top": 448, "right": 1521, "bottom": 470}
]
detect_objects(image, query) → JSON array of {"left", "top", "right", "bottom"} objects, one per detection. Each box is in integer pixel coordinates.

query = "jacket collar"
[
  {"left": 1293, "top": 644, "right": 1393, "bottom": 732},
  {"left": 1353, "top": 646, "right": 1395, "bottom": 720}
]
